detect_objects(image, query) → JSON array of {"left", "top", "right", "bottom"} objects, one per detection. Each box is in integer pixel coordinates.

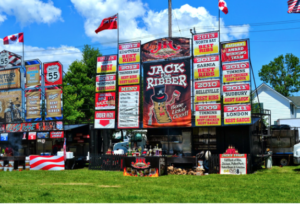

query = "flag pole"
[
  {"left": 117, "top": 13, "right": 119, "bottom": 45},
  {"left": 22, "top": 37, "right": 25, "bottom": 68}
]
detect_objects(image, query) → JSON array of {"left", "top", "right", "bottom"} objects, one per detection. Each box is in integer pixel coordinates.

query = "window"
[{"left": 290, "top": 104, "right": 294, "bottom": 115}]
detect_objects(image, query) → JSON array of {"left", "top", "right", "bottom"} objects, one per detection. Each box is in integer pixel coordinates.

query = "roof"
[
  {"left": 64, "top": 124, "right": 88, "bottom": 130},
  {"left": 287, "top": 96, "right": 300, "bottom": 108},
  {"left": 252, "top": 83, "right": 292, "bottom": 103}
]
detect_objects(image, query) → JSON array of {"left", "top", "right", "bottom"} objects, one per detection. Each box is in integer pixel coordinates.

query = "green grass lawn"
[{"left": 1, "top": 166, "right": 300, "bottom": 203}]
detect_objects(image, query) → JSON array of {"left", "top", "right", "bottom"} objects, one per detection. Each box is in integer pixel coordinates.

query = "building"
[{"left": 252, "top": 83, "right": 300, "bottom": 125}]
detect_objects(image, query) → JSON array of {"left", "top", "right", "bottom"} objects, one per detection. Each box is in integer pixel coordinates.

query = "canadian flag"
[
  {"left": 219, "top": 0, "right": 229, "bottom": 14},
  {"left": 3, "top": 33, "right": 24, "bottom": 45},
  {"left": 95, "top": 14, "right": 118, "bottom": 34}
]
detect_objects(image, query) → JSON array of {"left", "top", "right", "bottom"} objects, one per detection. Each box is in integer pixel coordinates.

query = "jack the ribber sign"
[
  {"left": 195, "top": 103, "right": 221, "bottom": 126},
  {"left": 224, "top": 104, "right": 251, "bottom": 125},
  {"left": 223, "top": 61, "right": 250, "bottom": 83},
  {"left": 194, "top": 55, "right": 220, "bottom": 79},
  {"left": 194, "top": 80, "right": 221, "bottom": 103},
  {"left": 223, "top": 83, "right": 250, "bottom": 104},
  {"left": 193, "top": 32, "right": 219, "bottom": 56}
]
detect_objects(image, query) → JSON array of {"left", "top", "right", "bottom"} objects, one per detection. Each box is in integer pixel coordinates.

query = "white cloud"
[
  {"left": 0, "top": 14, "right": 6, "bottom": 23},
  {"left": 71, "top": 0, "right": 250, "bottom": 44},
  {"left": 0, "top": 39, "right": 82, "bottom": 72},
  {"left": 0, "top": 0, "right": 62, "bottom": 25}
]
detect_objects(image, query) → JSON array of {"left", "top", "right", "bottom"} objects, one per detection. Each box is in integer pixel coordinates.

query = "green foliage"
[
  {"left": 259, "top": 53, "right": 300, "bottom": 96},
  {"left": 63, "top": 45, "right": 101, "bottom": 124}
]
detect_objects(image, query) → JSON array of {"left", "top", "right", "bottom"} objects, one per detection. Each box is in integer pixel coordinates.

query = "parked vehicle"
[{"left": 293, "top": 143, "right": 300, "bottom": 165}]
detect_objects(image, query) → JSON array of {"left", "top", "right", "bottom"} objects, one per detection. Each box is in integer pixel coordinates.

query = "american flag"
[
  {"left": 288, "top": 0, "right": 300, "bottom": 13},
  {"left": 30, "top": 156, "right": 65, "bottom": 170},
  {"left": 63, "top": 137, "right": 67, "bottom": 161}
]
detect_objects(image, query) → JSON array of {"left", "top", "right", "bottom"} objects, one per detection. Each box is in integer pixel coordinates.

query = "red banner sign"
[
  {"left": 221, "top": 41, "right": 249, "bottom": 62},
  {"left": 50, "top": 131, "right": 64, "bottom": 138},
  {"left": 118, "top": 64, "right": 140, "bottom": 85},
  {"left": 195, "top": 103, "right": 221, "bottom": 126},
  {"left": 223, "top": 61, "right": 250, "bottom": 83},
  {"left": 95, "top": 74, "right": 116, "bottom": 92},
  {"left": 224, "top": 104, "right": 251, "bottom": 125},
  {"left": 194, "top": 80, "right": 221, "bottom": 103},
  {"left": 94, "top": 111, "right": 115, "bottom": 129},
  {"left": 97, "top": 55, "right": 117, "bottom": 74},
  {"left": 193, "top": 55, "right": 220, "bottom": 79},
  {"left": 95, "top": 92, "right": 116, "bottom": 110},
  {"left": 28, "top": 132, "right": 36, "bottom": 140},
  {"left": 223, "top": 83, "right": 250, "bottom": 104}
]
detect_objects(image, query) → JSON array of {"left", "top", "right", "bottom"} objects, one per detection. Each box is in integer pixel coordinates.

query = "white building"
[{"left": 252, "top": 83, "right": 300, "bottom": 125}]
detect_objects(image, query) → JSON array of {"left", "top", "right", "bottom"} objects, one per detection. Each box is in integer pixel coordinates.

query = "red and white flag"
[
  {"left": 63, "top": 137, "right": 67, "bottom": 162},
  {"left": 288, "top": 0, "right": 300, "bottom": 13},
  {"left": 3, "top": 33, "right": 24, "bottom": 45},
  {"left": 95, "top": 14, "right": 118, "bottom": 34},
  {"left": 30, "top": 156, "right": 65, "bottom": 170},
  {"left": 219, "top": 0, "right": 228, "bottom": 14}
]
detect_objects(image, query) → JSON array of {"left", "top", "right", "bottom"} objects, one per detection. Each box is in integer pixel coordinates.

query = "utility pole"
[{"left": 168, "top": 0, "right": 172, "bottom": 37}]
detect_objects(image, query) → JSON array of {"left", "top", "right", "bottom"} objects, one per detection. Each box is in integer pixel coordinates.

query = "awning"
[{"left": 64, "top": 124, "right": 88, "bottom": 131}]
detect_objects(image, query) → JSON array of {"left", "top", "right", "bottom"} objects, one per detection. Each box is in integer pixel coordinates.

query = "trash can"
[{"left": 266, "top": 151, "right": 272, "bottom": 169}]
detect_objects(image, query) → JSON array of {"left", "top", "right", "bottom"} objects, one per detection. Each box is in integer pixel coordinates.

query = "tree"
[
  {"left": 63, "top": 45, "right": 101, "bottom": 124},
  {"left": 259, "top": 53, "right": 300, "bottom": 96}
]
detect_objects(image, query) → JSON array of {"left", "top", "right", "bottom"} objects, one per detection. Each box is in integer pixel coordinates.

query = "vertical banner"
[
  {"left": 97, "top": 55, "right": 117, "bottom": 74},
  {"left": 193, "top": 32, "right": 219, "bottom": 56},
  {"left": 224, "top": 104, "right": 251, "bottom": 125},
  {"left": 0, "top": 68, "right": 21, "bottom": 89},
  {"left": 118, "top": 85, "right": 140, "bottom": 129},
  {"left": 221, "top": 41, "right": 249, "bottom": 63},
  {"left": 95, "top": 74, "right": 116, "bottom": 92},
  {"left": 118, "top": 41, "right": 141, "bottom": 64},
  {"left": 194, "top": 55, "right": 220, "bottom": 79},
  {"left": 222, "top": 61, "right": 250, "bottom": 83},
  {"left": 194, "top": 80, "right": 221, "bottom": 103},
  {"left": 43, "top": 61, "right": 63, "bottom": 86},
  {"left": 25, "top": 60, "right": 42, "bottom": 88},
  {"left": 0, "top": 90, "right": 22, "bottom": 123},
  {"left": 118, "top": 64, "right": 140, "bottom": 85},
  {"left": 195, "top": 104, "right": 221, "bottom": 126},
  {"left": 95, "top": 92, "right": 116, "bottom": 110},
  {"left": 94, "top": 111, "right": 115, "bottom": 129},
  {"left": 143, "top": 59, "right": 191, "bottom": 128},
  {"left": 223, "top": 83, "right": 250, "bottom": 104},
  {"left": 45, "top": 87, "right": 63, "bottom": 120},
  {"left": 25, "top": 89, "right": 42, "bottom": 122}
]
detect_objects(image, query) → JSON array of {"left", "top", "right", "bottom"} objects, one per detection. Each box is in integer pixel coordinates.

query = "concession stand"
[{"left": 90, "top": 32, "right": 269, "bottom": 176}]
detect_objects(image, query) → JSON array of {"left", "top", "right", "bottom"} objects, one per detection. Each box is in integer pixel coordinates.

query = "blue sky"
[{"left": 0, "top": 0, "right": 299, "bottom": 95}]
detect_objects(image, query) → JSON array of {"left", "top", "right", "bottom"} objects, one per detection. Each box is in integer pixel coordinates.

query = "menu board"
[
  {"left": 220, "top": 154, "right": 247, "bottom": 175},
  {"left": 224, "top": 104, "right": 251, "bottom": 125},
  {"left": 223, "top": 83, "right": 250, "bottom": 104},
  {"left": 94, "top": 111, "right": 115, "bottom": 129},
  {"left": 95, "top": 92, "right": 115, "bottom": 110},
  {"left": 95, "top": 74, "right": 116, "bottom": 92},
  {"left": 194, "top": 55, "right": 220, "bottom": 79},
  {"left": 194, "top": 80, "right": 221, "bottom": 103},
  {"left": 25, "top": 90, "right": 42, "bottom": 120},
  {"left": 118, "top": 85, "right": 139, "bottom": 128},
  {"left": 118, "top": 42, "right": 141, "bottom": 64},
  {"left": 193, "top": 32, "right": 219, "bottom": 56},
  {"left": 223, "top": 61, "right": 250, "bottom": 83},
  {"left": 25, "top": 64, "right": 41, "bottom": 88},
  {"left": 118, "top": 64, "right": 140, "bottom": 85},
  {"left": 0, "top": 68, "right": 21, "bottom": 89},
  {"left": 97, "top": 55, "right": 117, "bottom": 74},
  {"left": 195, "top": 103, "right": 221, "bottom": 126},
  {"left": 221, "top": 41, "right": 249, "bottom": 63}
]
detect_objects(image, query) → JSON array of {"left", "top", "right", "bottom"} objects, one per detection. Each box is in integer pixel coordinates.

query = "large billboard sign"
[
  {"left": 195, "top": 103, "right": 221, "bottom": 126},
  {"left": 118, "top": 64, "right": 140, "bottom": 85},
  {"left": 223, "top": 83, "right": 250, "bottom": 104},
  {"left": 95, "top": 74, "right": 116, "bottom": 92},
  {"left": 118, "top": 85, "right": 140, "bottom": 129},
  {"left": 0, "top": 90, "right": 22, "bottom": 123},
  {"left": 193, "top": 32, "right": 219, "bottom": 56},
  {"left": 43, "top": 61, "right": 63, "bottom": 86},
  {"left": 118, "top": 41, "right": 141, "bottom": 64},
  {"left": 194, "top": 80, "right": 221, "bottom": 103},
  {"left": 143, "top": 59, "right": 191, "bottom": 128},
  {"left": 141, "top": 38, "right": 190, "bottom": 62},
  {"left": 6, "top": 121, "right": 63, "bottom": 133},
  {"left": 0, "top": 50, "right": 22, "bottom": 69},
  {"left": 194, "top": 55, "right": 220, "bottom": 79},
  {"left": 0, "top": 68, "right": 21, "bottom": 89},
  {"left": 224, "top": 104, "right": 251, "bottom": 125},
  {"left": 223, "top": 61, "right": 250, "bottom": 83},
  {"left": 221, "top": 41, "right": 249, "bottom": 62},
  {"left": 95, "top": 92, "right": 115, "bottom": 110},
  {"left": 96, "top": 55, "right": 117, "bottom": 74}
]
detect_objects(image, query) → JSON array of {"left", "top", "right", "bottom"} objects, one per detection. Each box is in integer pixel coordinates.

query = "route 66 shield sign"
[{"left": 44, "top": 61, "right": 63, "bottom": 86}]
